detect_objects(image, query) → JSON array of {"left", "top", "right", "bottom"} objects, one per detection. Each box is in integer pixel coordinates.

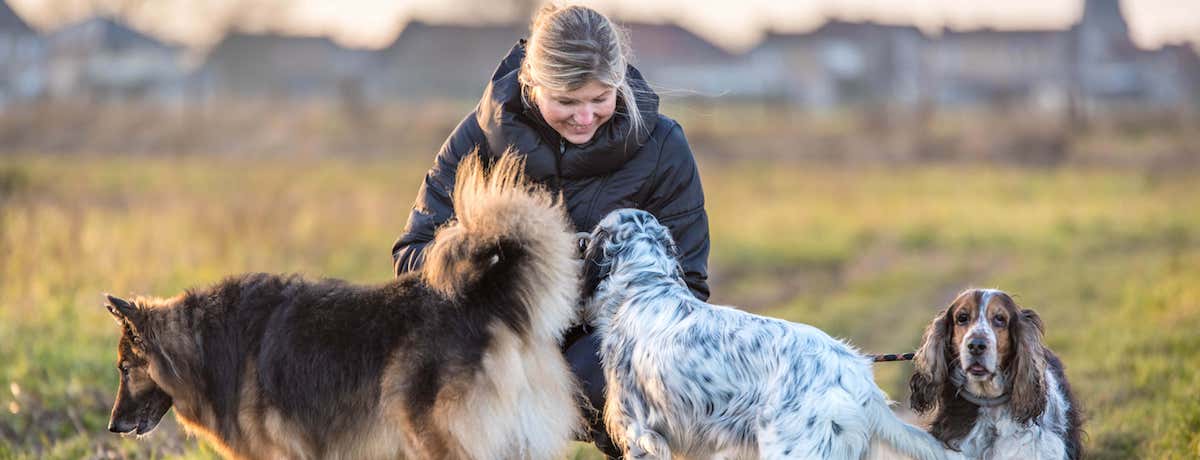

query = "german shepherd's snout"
[{"left": 105, "top": 294, "right": 174, "bottom": 436}]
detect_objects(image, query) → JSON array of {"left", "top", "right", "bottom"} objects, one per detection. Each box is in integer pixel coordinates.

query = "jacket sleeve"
[
  {"left": 644, "top": 123, "right": 711, "bottom": 301},
  {"left": 391, "top": 113, "right": 485, "bottom": 276}
]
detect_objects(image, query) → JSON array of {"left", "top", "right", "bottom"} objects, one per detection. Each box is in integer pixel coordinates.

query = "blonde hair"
[{"left": 520, "top": 4, "right": 645, "bottom": 138}]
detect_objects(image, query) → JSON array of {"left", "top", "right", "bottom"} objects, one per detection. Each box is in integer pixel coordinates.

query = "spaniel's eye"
[
  {"left": 992, "top": 315, "right": 1007, "bottom": 327},
  {"left": 955, "top": 313, "right": 969, "bottom": 324}
]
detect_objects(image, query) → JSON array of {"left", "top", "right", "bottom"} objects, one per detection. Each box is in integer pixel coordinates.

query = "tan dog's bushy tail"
[
  {"left": 422, "top": 150, "right": 579, "bottom": 339},
  {"left": 423, "top": 149, "right": 585, "bottom": 458}
]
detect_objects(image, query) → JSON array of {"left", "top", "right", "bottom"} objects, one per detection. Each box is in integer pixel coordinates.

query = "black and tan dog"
[{"left": 103, "top": 152, "right": 583, "bottom": 459}]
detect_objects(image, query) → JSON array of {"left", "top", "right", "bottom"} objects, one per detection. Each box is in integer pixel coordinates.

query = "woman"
[{"left": 391, "top": 4, "right": 710, "bottom": 456}]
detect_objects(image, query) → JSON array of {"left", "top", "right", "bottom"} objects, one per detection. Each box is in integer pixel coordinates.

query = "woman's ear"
[
  {"left": 1008, "top": 308, "right": 1049, "bottom": 423},
  {"left": 910, "top": 305, "right": 952, "bottom": 414},
  {"left": 527, "top": 84, "right": 543, "bottom": 108}
]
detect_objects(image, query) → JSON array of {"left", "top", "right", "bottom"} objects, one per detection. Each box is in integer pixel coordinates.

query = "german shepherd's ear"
[
  {"left": 105, "top": 294, "right": 144, "bottom": 328},
  {"left": 910, "top": 304, "right": 952, "bottom": 414}
]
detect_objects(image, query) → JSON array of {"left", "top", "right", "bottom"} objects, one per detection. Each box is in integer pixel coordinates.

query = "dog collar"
[{"left": 949, "top": 367, "right": 1011, "bottom": 408}]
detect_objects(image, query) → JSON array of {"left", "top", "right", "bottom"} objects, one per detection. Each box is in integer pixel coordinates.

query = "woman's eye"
[{"left": 558, "top": 99, "right": 575, "bottom": 105}]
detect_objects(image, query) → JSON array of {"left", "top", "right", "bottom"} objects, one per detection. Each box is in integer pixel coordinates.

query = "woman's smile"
[{"left": 567, "top": 120, "right": 593, "bottom": 133}]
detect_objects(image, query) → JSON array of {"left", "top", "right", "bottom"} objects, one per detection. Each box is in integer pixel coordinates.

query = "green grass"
[{"left": 1, "top": 153, "right": 1197, "bottom": 458}]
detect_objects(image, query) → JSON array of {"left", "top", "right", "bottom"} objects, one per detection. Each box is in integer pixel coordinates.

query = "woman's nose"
[{"left": 574, "top": 108, "right": 594, "bottom": 125}]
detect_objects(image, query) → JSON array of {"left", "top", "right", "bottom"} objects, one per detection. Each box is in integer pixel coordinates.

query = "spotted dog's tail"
[{"left": 868, "top": 400, "right": 952, "bottom": 460}]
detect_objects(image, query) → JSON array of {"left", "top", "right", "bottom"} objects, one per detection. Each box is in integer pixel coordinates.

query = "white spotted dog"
[
  {"left": 580, "top": 208, "right": 949, "bottom": 460},
  {"left": 909, "top": 289, "right": 1083, "bottom": 460}
]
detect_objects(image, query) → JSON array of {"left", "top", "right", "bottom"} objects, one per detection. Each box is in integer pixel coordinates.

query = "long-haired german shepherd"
[{"left": 103, "top": 152, "right": 583, "bottom": 459}]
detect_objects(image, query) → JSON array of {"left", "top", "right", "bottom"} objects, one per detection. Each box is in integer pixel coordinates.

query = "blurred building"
[
  {"left": 623, "top": 22, "right": 760, "bottom": 99},
  {"left": 45, "top": 17, "right": 186, "bottom": 102},
  {"left": 748, "top": 22, "right": 925, "bottom": 108},
  {"left": 365, "top": 21, "right": 523, "bottom": 101},
  {"left": 366, "top": 0, "right": 1196, "bottom": 114},
  {"left": 197, "top": 32, "right": 373, "bottom": 101},
  {"left": 0, "top": 0, "right": 1197, "bottom": 114},
  {"left": 926, "top": 28, "right": 1072, "bottom": 111},
  {"left": 1073, "top": 0, "right": 1194, "bottom": 113},
  {"left": 748, "top": 0, "right": 1197, "bottom": 114},
  {"left": 0, "top": 0, "right": 44, "bottom": 107}
]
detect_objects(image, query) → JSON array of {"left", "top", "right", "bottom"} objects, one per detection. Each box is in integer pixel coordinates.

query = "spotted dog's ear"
[
  {"left": 910, "top": 304, "right": 952, "bottom": 414},
  {"left": 648, "top": 218, "right": 681, "bottom": 259},
  {"left": 1008, "top": 308, "right": 1049, "bottom": 423},
  {"left": 646, "top": 220, "right": 686, "bottom": 282},
  {"left": 580, "top": 229, "right": 612, "bottom": 301}
]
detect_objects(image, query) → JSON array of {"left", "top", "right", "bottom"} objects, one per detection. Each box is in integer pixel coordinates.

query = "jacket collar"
[{"left": 476, "top": 40, "right": 660, "bottom": 181}]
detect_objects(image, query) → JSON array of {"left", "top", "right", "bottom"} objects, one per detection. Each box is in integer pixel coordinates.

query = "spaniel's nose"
[{"left": 967, "top": 338, "right": 988, "bottom": 356}]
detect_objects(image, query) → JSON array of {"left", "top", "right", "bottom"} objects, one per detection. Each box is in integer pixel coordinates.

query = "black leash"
[{"left": 868, "top": 352, "right": 915, "bottom": 362}]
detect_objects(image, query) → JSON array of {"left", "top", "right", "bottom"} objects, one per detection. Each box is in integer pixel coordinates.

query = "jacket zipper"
[
  {"left": 557, "top": 138, "right": 566, "bottom": 177},
  {"left": 585, "top": 173, "right": 612, "bottom": 227},
  {"left": 552, "top": 138, "right": 565, "bottom": 193}
]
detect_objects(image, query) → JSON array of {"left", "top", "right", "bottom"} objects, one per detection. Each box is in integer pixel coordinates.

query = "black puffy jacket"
[{"left": 391, "top": 40, "right": 710, "bottom": 300}]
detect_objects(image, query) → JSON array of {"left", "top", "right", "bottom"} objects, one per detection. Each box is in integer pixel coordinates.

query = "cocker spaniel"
[
  {"left": 580, "top": 208, "right": 948, "bottom": 460},
  {"left": 909, "top": 289, "right": 1083, "bottom": 459}
]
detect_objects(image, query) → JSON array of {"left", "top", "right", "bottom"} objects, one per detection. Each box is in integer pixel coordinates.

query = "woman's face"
[{"left": 534, "top": 80, "right": 617, "bottom": 145}]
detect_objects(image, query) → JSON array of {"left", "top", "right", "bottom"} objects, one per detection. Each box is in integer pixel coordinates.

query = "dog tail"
[
  {"left": 867, "top": 399, "right": 950, "bottom": 460},
  {"left": 422, "top": 149, "right": 578, "bottom": 335}
]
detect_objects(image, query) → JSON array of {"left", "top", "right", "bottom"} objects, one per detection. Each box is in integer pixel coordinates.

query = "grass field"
[{"left": 1, "top": 152, "right": 1197, "bottom": 459}]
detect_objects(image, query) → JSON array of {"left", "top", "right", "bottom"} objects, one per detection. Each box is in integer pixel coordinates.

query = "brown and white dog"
[{"left": 909, "top": 289, "right": 1083, "bottom": 459}]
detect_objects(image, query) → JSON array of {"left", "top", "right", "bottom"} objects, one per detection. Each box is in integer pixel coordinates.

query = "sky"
[{"left": 8, "top": 0, "right": 1200, "bottom": 52}]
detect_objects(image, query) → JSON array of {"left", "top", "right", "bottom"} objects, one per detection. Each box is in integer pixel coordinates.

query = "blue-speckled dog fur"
[{"left": 581, "top": 209, "right": 951, "bottom": 460}]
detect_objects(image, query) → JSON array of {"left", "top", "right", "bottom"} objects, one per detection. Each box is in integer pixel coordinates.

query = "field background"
[{"left": 1, "top": 102, "right": 1198, "bottom": 459}]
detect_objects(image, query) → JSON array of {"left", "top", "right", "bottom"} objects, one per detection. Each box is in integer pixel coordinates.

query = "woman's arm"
[
  {"left": 391, "top": 113, "right": 486, "bottom": 275},
  {"left": 643, "top": 123, "right": 711, "bottom": 301}
]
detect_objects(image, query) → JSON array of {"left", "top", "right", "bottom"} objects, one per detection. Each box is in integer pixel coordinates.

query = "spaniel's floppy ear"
[
  {"left": 910, "top": 305, "right": 952, "bottom": 414},
  {"left": 1008, "top": 308, "right": 1049, "bottom": 423}
]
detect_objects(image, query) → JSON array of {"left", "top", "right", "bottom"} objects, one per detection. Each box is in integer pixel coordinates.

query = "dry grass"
[{"left": 0, "top": 105, "right": 1197, "bottom": 458}]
